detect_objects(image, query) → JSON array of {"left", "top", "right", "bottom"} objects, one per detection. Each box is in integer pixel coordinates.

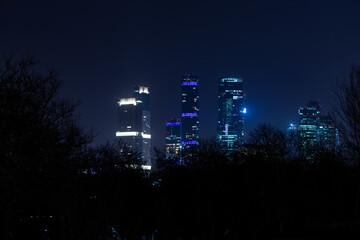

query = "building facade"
[
  {"left": 116, "top": 86, "right": 151, "bottom": 165},
  {"left": 297, "top": 101, "right": 338, "bottom": 160},
  {"left": 298, "top": 103, "right": 320, "bottom": 160},
  {"left": 181, "top": 74, "right": 200, "bottom": 149},
  {"left": 165, "top": 118, "right": 181, "bottom": 160},
  {"left": 287, "top": 123, "right": 299, "bottom": 158},
  {"left": 134, "top": 86, "right": 151, "bottom": 162},
  {"left": 217, "top": 77, "right": 245, "bottom": 151},
  {"left": 318, "top": 114, "right": 339, "bottom": 152}
]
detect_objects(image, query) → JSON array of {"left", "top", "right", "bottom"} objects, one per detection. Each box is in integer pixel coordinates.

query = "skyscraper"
[
  {"left": 181, "top": 74, "right": 199, "bottom": 149},
  {"left": 134, "top": 86, "right": 151, "bottom": 162},
  {"left": 116, "top": 86, "right": 151, "bottom": 165},
  {"left": 217, "top": 77, "right": 245, "bottom": 151},
  {"left": 298, "top": 101, "right": 339, "bottom": 160},
  {"left": 298, "top": 101, "right": 321, "bottom": 160},
  {"left": 318, "top": 114, "right": 339, "bottom": 152},
  {"left": 165, "top": 118, "right": 181, "bottom": 160},
  {"left": 287, "top": 123, "right": 299, "bottom": 158},
  {"left": 297, "top": 101, "right": 339, "bottom": 160}
]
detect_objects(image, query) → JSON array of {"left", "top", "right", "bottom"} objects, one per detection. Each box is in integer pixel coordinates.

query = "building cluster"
[
  {"left": 287, "top": 101, "right": 339, "bottom": 161},
  {"left": 115, "top": 74, "right": 246, "bottom": 166},
  {"left": 115, "top": 79, "right": 337, "bottom": 167},
  {"left": 165, "top": 74, "right": 245, "bottom": 162}
]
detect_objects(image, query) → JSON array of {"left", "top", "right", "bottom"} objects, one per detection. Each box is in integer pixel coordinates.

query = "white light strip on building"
[
  {"left": 141, "top": 133, "right": 151, "bottom": 139},
  {"left": 119, "top": 98, "right": 137, "bottom": 106},
  {"left": 116, "top": 131, "right": 139, "bottom": 137}
]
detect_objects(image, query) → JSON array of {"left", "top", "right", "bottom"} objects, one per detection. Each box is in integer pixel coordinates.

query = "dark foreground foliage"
[{"left": 5, "top": 147, "right": 360, "bottom": 240}]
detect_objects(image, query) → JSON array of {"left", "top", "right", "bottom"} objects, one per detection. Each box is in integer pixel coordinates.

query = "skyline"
[{"left": 1, "top": 0, "right": 360, "bottom": 148}]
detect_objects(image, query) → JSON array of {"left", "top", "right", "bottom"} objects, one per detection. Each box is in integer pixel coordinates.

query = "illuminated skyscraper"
[
  {"left": 298, "top": 101, "right": 339, "bottom": 160},
  {"left": 298, "top": 101, "right": 321, "bottom": 160},
  {"left": 134, "top": 86, "right": 151, "bottom": 162},
  {"left": 318, "top": 114, "right": 338, "bottom": 152},
  {"left": 217, "top": 77, "right": 245, "bottom": 151},
  {"left": 165, "top": 118, "right": 181, "bottom": 160},
  {"left": 116, "top": 86, "right": 151, "bottom": 165},
  {"left": 287, "top": 123, "right": 299, "bottom": 158},
  {"left": 181, "top": 74, "right": 199, "bottom": 149}
]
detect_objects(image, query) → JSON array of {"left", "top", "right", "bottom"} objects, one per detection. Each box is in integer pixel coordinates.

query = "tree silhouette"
[
  {"left": 0, "top": 56, "right": 91, "bottom": 238},
  {"left": 332, "top": 65, "right": 360, "bottom": 166}
]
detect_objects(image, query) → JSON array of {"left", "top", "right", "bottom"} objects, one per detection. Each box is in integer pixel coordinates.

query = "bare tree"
[
  {"left": 0, "top": 56, "right": 92, "bottom": 238},
  {"left": 332, "top": 65, "right": 360, "bottom": 166},
  {"left": 248, "top": 124, "right": 287, "bottom": 164}
]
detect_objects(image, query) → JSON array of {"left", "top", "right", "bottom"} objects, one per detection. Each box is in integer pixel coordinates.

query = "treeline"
[{"left": 1, "top": 57, "right": 360, "bottom": 239}]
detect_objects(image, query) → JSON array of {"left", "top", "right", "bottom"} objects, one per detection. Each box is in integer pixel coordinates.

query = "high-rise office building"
[
  {"left": 116, "top": 86, "right": 151, "bottom": 165},
  {"left": 287, "top": 123, "right": 299, "bottom": 158},
  {"left": 298, "top": 102, "right": 320, "bottom": 160},
  {"left": 217, "top": 77, "right": 245, "bottom": 151},
  {"left": 181, "top": 74, "right": 199, "bottom": 149},
  {"left": 297, "top": 101, "right": 339, "bottom": 160},
  {"left": 165, "top": 118, "right": 181, "bottom": 160},
  {"left": 318, "top": 114, "right": 338, "bottom": 152},
  {"left": 134, "top": 86, "right": 151, "bottom": 162}
]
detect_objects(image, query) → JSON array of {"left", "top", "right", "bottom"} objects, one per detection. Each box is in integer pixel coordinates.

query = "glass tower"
[
  {"left": 217, "top": 77, "right": 245, "bottom": 151},
  {"left": 116, "top": 86, "right": 151, "bottom": 165},
  {"left": 134, "top": 86, "right": 151, "bottom": 163},
  {"left": 181, "top": 74, "right": 199, "bottom": 149},
  {"left": 297, "top": 101, "right": 339, "bottom": 160},
  {"left": 298, "top": 101, "right": 321, "bottom": 160},
  {"left": 318, "top": 114, "right": 338, "bottom": 152}
]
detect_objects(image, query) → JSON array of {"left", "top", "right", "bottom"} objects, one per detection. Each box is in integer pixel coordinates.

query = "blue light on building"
[
  {"left": 166, "top": 118, "right": 182, "bottom": 160},
  {"left": 181, "top": 74, "right": 200, "bottom": 149}
]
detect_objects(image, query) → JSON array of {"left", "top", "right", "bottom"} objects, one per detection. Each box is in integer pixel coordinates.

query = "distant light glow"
[
  {"left": 182, "top": 141, "right": 198, "bottom": 145},
  {"left": 119, "top": 98, "right": 137, "bottom": 106},
  {"left": 116, "top": 131, "right": 139, "bottom": 137},
  {"left": 182, "top": 113, "right": 197, "bottom": 117},
  {"left": 182, "top": 82, "right": 198, "bottom": 86},
  {"left": 242, "top": 108, "right": 247, "bottom": 114}
]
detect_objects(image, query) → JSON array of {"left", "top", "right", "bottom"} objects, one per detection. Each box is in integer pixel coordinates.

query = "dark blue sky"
[{"left": 1, "top": 0, "right": 360, "bottom": 148}]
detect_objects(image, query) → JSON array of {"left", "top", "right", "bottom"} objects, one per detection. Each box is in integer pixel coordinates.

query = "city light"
[
  {"left": 116, "top": 131, "right": 139, "bottom": 137},
  {"left": 119, "top": 98, "right": 137, "bottom": 106},
  {"left": 141, "top": 133, "right": 151, "bottom": 139},
  {"left": 182, "top": 112, "right": 197, "bottom": 117},
  {"left": 139, "top": 86, "right": 149, "bottom": 94},
  {"left": 181, "top": 140, "right": 198, "bottom": 145},
  {"left": 166, "top": 122, "right": 181, "bottom": 126},
  {"left": 182, "top": 82, "right": 198, "bottom": 86}
]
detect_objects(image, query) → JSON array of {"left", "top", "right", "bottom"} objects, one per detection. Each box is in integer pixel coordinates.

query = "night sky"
[{"left": 1, "top": 0, "right": 360, "bottom": 148}]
